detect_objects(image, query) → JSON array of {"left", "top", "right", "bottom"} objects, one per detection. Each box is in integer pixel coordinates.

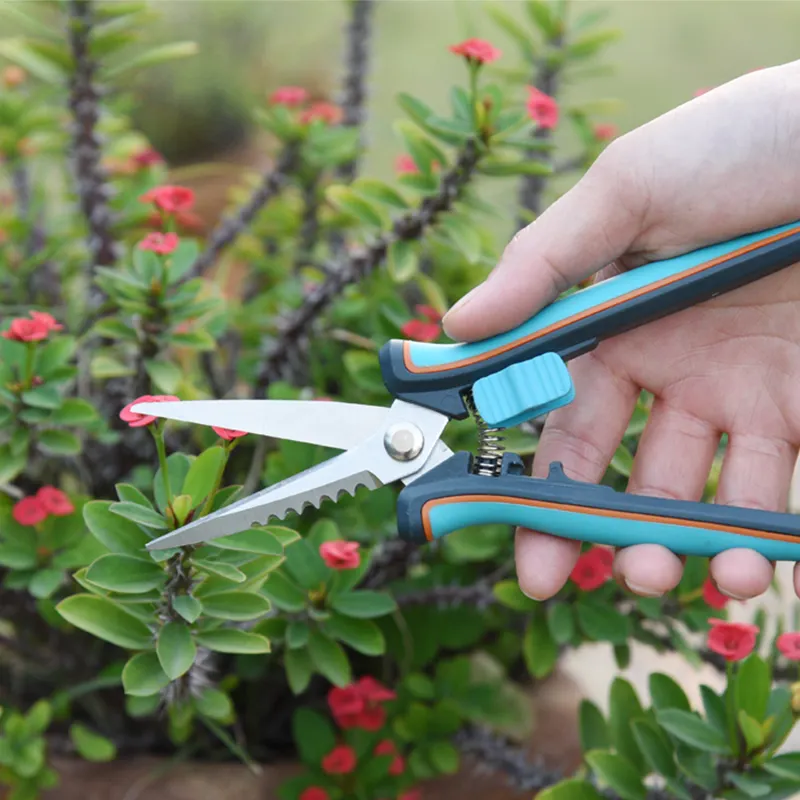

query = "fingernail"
[
  {"left": 718, "top": 587, "right": 749, "bottom": 601},
  {"left": 625, "top": 581, "right": 663, "bottom": 598},
  {"left": 520, "top": 586, "right": 547, "bottom": 602}
]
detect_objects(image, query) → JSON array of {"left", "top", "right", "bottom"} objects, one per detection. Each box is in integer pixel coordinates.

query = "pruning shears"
[{"left": 135, "top": 220, "right": 800, "bottom": 560}]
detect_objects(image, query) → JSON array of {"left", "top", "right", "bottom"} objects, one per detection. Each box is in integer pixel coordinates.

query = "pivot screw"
[{"left": 384, "top": 422, "right": 424, "bottom": 462}]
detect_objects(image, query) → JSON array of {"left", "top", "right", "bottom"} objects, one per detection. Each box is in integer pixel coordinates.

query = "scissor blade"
[
  {"left": 145, "top": 399, "right": 450, "bottom": 550},
  {"left": 130, "top": 399, "right": 390, "bottom": 451}
]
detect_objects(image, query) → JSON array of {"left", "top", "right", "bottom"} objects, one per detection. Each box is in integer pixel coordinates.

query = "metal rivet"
[{"left": 384, "top": 422, "right": 424, "bottom": 462}]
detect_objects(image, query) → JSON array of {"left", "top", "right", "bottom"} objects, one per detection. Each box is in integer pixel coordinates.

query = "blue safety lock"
[{"left": 471, "top": 351, "right": 574, "bottom": 428}]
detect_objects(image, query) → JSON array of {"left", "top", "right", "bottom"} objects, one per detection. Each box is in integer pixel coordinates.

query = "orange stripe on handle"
[
  {"left": 420, "top": 494, "right": 798, "bottom": 544},
  {"left": 404, "top": 226, "right": 800, "bottom": 375}
]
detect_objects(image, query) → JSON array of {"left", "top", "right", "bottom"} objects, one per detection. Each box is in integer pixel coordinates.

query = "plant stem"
[
  {"left": 23, "top": 342, "right": 36, "bottom": 389},
  {"left": 152, "top": 425, "right": 172, "bottom": 511},
  {"left": 726, "top": 661, "right": 739, "bottom": 756}
]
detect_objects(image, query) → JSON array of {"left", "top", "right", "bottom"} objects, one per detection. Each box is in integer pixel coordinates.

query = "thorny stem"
[
  {"left": 186, "top": 141, "right": 301, "bottom": 279},
  {"left": 65, "top": 0, "right": 118, "bottom": 299},
  {"left": 517, "top": 33, "right": 565, "bottom": 227},
  {"left": 255, "top": 138, "right": 482, "bottom": 392},
  {"left": 295, "top": 177, "right": 322, "bottom": 269},
  {"left": 335, "top": 0, "right": 375, "bottom": 183}
]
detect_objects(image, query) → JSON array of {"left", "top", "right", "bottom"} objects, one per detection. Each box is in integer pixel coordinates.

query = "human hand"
[{"left": 443, "top": 61, "right": 800, "bottom": 602}]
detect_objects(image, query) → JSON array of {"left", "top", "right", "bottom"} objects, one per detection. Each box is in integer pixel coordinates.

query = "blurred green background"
[{"left": 119, "top": 0, "right": 800, "bottom": 244}]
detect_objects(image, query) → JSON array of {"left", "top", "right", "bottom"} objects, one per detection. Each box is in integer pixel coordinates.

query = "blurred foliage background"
[{"left": 120, "top": 0, "right": 800, "bottom": 247}]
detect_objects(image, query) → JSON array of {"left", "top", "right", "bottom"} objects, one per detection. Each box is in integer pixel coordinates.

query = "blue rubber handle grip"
[
  {"left": 380, "top": 221, "right": 800, "bottom": 418},
  {"left": 396, "top": 453, "right": 800, "bottom": 561}
]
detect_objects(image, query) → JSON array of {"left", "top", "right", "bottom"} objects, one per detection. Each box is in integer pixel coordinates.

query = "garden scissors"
[{"left": 135, "top": 221, "right": 800, "bottom": 560}]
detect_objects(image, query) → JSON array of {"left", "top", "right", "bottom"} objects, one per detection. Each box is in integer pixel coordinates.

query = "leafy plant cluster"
[{"left": 0, "top": 2, "right": 799, "bottom": 800}]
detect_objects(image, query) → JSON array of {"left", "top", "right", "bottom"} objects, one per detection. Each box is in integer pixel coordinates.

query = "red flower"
[
  {"left": 702, "top": 578, "right": 728, "bottom": 610},
  {"left": 395, "top": 154, "right": 419, "bottom": 175},
  {"left": 138, "top": 232, "right": 180, "bottom": 255},
  {"left": 320, "top": 540, "right": 361, "bottom": 570},
  {"left": 132, "top": 148, "right": 164, "bottom": 168},
  {"left": 526, "top": 87, "right": 559, "bottom": 130},
  {"left": 570, "top": 546, "right": 614, "bottom": 591},
  {"left": 321, "top": 744, "right": 357, "bottom": 775},
  {"left": 449, "top": 38, "right": 501, "bottom": 64},
  {"left": 269, "top": 86, "right": 309, "bottom": 107},
  {"left": 299, "top": 789, "right": 329, "bottom": 800},
  {"left": 593, "top": 123, "right": 618, "bottom": 141},
  {"left": 707, "top": 618, "right": 759, "bottom": 662},
  {"left": 212, "top": 426, "right": 248, "bottom": 441},
  {"left": 693, "top": 87, "right": 712, "bottom": 98},
  {"left": 139, "top": 185, "right": 195, "bottom": 214},
  {"left": 2, "top": 313, "right": 52, "bottom": 342},
  {"left": 777, "top": 632, "right": 800, "bottom": 661},
  {"left": 12, "top": 496, "right": 47, "bottom": 526},
  {"left": 328, "top": 676, "right": 396, "bottom": 730},
  {"left": 357, "top": 676, "right": 396, "bottom": 703},
  {"left": 119, "top": 394, "right": 180, "bottom": 428},
  {"left": 36, "top": 486, "right": 74, "bottom": 516},
  {"left": 375, "top": 740, "right": 405, "bottom": 775},
  {"left": 2, "top": 66, "right": 26, "bottom": 89},
  {"left": 30, "top": 311, "right": 63, "bottom": 333},
  {"left": 300, "top": 102, "right": 343, "bottom": 125}
]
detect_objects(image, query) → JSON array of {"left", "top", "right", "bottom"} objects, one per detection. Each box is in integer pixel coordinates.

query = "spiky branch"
[
  {"left": 517, "top": 35, "right": 566, "bottom": 226},
  {"left": 65, "top": 0, "right": 118, "bottom": 295},
  {"left": 186, "top": 141, "right": 301, "bottom": 279},
  {"left": 256, "top": 138, "right": 481, "bottom": 391},
  {"left": 335, "top": 0, "right": 375, "bottom": 183}
]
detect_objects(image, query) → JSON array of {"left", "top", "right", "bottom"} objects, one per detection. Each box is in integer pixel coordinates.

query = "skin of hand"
[{"left": 442, "top": 60, "right": 800, "bottom": 603}]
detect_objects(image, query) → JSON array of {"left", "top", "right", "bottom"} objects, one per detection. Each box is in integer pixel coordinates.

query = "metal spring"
[{"left": 464, "top": 391, "right": 505, "bottom": 477}]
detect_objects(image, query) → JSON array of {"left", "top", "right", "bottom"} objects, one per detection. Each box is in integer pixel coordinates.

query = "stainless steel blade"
[
  {"left": 145, "top": 400, "right": 451, "bottom": 550},
  {"left": 129, "top": 399, "right": 391, "bottom": 451}
]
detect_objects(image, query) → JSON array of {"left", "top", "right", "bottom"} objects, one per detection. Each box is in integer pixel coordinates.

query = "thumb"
[{"left": 442, "top": 158, "right": 642, "bottom": 342}]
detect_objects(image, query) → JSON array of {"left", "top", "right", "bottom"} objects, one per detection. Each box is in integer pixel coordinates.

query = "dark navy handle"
[
  {"left": 380, "top": 221, "right": 800, "bottom": 418},
  {"left": 396, "top": 453, "right": 800, "bottom": 561}
]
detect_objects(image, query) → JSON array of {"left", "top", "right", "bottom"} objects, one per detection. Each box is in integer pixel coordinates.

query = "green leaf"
[
  {"left": 183, "top": 447, "right": 227, "bottom": 507},
  {"left": 56, "top": 594, "right": 153, "bottom": 649},
  {"left": 0, "top": 37, "right": 65, "bottom": 84},
  {"left": 105, "top": 40, "right": 198, "bottom": 76},
  {"left": 292, "top": 708, "right": 337, "bottom": 765},
  {"left": 700, "top": 685, "right": 728, "bottom": 735},
  {"left": 144, "top": 359, "right": 182, "bottom": 394},
  {"left": 0, "top": 445, "right": 26, "bottom": 483},
  {"left": 69, "top": 724, "right": 116, "bottom": 762},
  {"left": 154, "top": 453, "right": 192, "bottom": 513},
  {"left": 351, "top": 178, "right": 408, "bottom": 210},
  {"left": 210, "top": 528, "right": 282, "bottom": 555},
  {"left": 330, "top": 590, "right": 397, "bottom": 619},
  {"left": 585, "top": 751, "right": 646, "bottom": 800},
  {"left": 649, "top": 674, "right": 691, "bottom": 712},
  {"left": 525, "top": 0, "right": 561, "bottom": 37},
  {"left": 477, "top": 156, "right": 552, "bottom": 177},
  {"left": 656, "top": 709, "right": 731, "bottom": 754},
  {"left": 172, "top": 595, "right": 202, "bottom": 624},
  {"left": 387, "top": 239, "right": 419, "bottom": 282},
  {"left": 737, "top": 710, "right": 765, "bottom": 753},
  {"left": 157, "top": 622, "right": 196, "bottom": 680},
  {"left": 21, "top": 385, "right": 61, "bottom": 409},
  {"left": 609, "top": 679, "right": 646, "bottom": 772},
  {"left": 286, "top": 621, "right": 309, "bottom": 649},
  {"left": 440, "top": 214, "right": 482, "bottom": 264},
  {"left": 493, "top": 579, "right": 537, "bottom": 611},
  {"left": 194, "top": 687, "right": 233, "bottom": 722},
  {"left": 307, "top": 629, "right": 351, "bottom": 686},
  {"left": 92, "top": 317, "right": 139, "bottom": 342},
  {"left": 610, "top": 444, "right": 634, "bottom": 477},
  {"left": 262, "top": 571, "right": 307, "bottom": 612},
  {"left": 735, "top": 654, "right": 770, "bottom": 723},
  {"left": 632, "top": 720, "right": 677, "bottom": 779},
  {"left": 285, "top": 647, "right": 313, "bottom": 694},
  {"left": 38, "top": 429, "right": 81, "bottom": 456},
  {"left": 579, "top": 700, "right": 610, "bottom": 752},
  {"left": 193, "top": 559, "right": 246, "bottom": 583},
  {"left": 122, "top": 652, "right": 170, "bottom": 697},
  {"left": 116, "top": 484, "right": 153, "bottom": 508},
  {"left": 195, "top": 629, "right": 270, "bottom": 654},
  {"left": 427, "top": 740, "right": 459, "bottom": 774},
  {"left": 326, "top": 185, "right": 385, "bottom": 228},
  {"left": 86, "top": 554, "right": 165, "bottom": 594},
  {"left": 166, "top": 239, "right": 201, "bottom": 283},
  {"left": 523, "top": 613, "right": 557, "bottom": 678},
  {"left": 90, "top": 353, "right": 134, "bottom": 379},
  {"left": 109, "top": 501, "right": 168, "bottom": 530},
  {"left": 28, "top": 569, "right": 64, "bottom": 599},
  {"left": 283, "top": 537, "right": 329, "bottom": 590},
  {"left": 201, "top": 591, "right": 270, "bottom": 621},
  {"left": 537, "top": 780, "right": 605, "bottom": 800},
  {"left": 547, "top": 602, "right": 575, "bottom": 645},
  {"left": 577, "top": 601, "right": 631, "bottom": 644},
  {"left": 763, "top": 753, "right": 800, "bottom": 780},
  {"left": 321, "top": 613, "right": 385, "bottom": 656}
]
